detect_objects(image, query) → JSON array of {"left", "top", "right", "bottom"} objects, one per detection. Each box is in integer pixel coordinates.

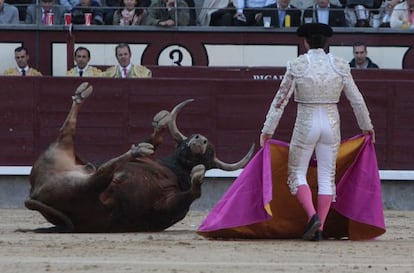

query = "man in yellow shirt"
[
  {"left": 3, "top": 46, "right": 42, "bottom": 76},
  {"left": 66, "top": 47, "right": 102, "bottom": 77},
  {"left": 104, "top": 43, "right": 152, "bottom": 78}
]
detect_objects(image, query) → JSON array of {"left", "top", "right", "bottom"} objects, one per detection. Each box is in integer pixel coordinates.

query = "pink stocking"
[
  {"left": 296, "top": 185, "right": 316, "bottom": 221},
  {"left": 317, "top": 194, "right": 333, "bottom": 230}
]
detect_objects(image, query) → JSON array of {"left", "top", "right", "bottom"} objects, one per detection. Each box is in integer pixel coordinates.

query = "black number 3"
[{"left": 169, "top": 49, "right": 183, "bottom": 66}]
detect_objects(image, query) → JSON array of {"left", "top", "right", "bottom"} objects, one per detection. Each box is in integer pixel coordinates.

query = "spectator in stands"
[
  {"left": 5, "top": 0, "right": 32, "bottom": 22},
  {"left": 71, "top": 0, "right": 104, "bottom": 25},
  {"left": 104, "top": 43, "right": 152, "bottom": 78},
  {"left": 66, "top": 46, "right": 102, "bottom": 77},
  {"left": 185, "top": 0, "right": 196, "bottom": 25},
  {"left": 25, "top": 0, "right": 64, "bottom": 25},
  {"left": 112, "top": 0, "right": 150, "bottom": 25},
  {"left": 59, "top": 0, "right": 79, "bottom": 12},
  {"left": 59, "top": 0, "right": 102, "bottom": 12},
  {"left": 349, "top": 42, "right": 379, "bottom": 68},
  {"left": 104, "top": 0, "right": 122, "bottom": 24},
  {"left": 339, "top": 0, "right": 382, "bottom": 27},
  {"left": 197, "top": 0, "right": 236, "bottom": 26},
  {"left": 261, "top": 0, "right": 302, "bottom": 27},
  {"left": 143, "top": 0, "right": 190, "bottom": 26},
  {"left": 340, "top": 0, "right": 387, "bottom": 27},
  {"left": 232, "top": 0, "right": 277, "bottom": 26},
  {"left": 380, "top": 0, "right": 401, "bottom": 27},
  {"left": 0, "top": 0, "right": 20, "bottom": 24},
  {"left": 390, "top": 0, "right": 414, "bottom": 28},
  {"left": 3, "top": 46, "right": 42, "bottom": 76},
  {"left": 302, "top": 0, "right": 347, "bottom": 27}
]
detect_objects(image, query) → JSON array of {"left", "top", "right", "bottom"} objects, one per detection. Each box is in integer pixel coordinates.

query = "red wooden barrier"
[{"left": 1, "top": 73, "right": 413, "bottom": 170}]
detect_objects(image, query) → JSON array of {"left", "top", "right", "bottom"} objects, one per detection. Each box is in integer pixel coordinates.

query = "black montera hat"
[{"left": 297, "top": 23, "right": 333, "bottom": 38}]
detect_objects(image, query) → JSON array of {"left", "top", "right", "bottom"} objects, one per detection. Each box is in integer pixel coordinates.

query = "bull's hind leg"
[
  {"left": 56, "top": 82, "right": 93, "bottom": 151},
  {"left": 25, "top": 199, "right": 74, "bottom": 232}
]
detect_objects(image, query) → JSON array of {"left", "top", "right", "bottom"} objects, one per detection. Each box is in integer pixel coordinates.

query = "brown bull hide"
[{"left": 25, "top": 83, "right": 254, "bottom": 232}]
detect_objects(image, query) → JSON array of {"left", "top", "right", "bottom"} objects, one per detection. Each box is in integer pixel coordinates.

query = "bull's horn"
[
  {"left": 214, "top": 144, "right": 255, "bottom": 171},
  {"left": 169, "top": 99, "right": 194, "bottom": 142}
]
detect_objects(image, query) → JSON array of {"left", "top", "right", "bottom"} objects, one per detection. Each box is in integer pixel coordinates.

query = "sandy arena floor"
[{"left": 0, "top": 209, "right": 413, "bottom": 273}]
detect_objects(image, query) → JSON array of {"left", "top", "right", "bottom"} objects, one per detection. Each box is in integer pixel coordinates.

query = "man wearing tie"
[
  {"left": 66, "top": 47, "right": 102, "bottom": 77},
  {"left": 104, "top": 43, "right": 152, "bottom": 78},
  {"left": 25, "top": 0, "right": 64, "bottom": 25},
  {"left": 261, "top": 0, "right": 301, "bottom": 27},
  {"left": 3, "top": 46, "right": 42, "bottom": 76}
]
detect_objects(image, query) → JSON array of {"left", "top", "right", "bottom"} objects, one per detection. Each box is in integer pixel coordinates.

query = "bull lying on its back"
[{"left": 26, "top": 83, "right": 254, "bottom": 232}]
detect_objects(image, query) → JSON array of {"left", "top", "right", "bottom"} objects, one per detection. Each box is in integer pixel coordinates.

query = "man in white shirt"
[
  {"left": 66, "top": 47, "right": 102, "bottom": 77},
  {"left": 390, "top": 0, "right": 414, "bottom": 28}
]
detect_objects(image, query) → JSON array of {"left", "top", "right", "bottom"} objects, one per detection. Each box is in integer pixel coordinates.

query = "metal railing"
[{"left": 4, "top": 2, "right": 414, "bottom": 29}]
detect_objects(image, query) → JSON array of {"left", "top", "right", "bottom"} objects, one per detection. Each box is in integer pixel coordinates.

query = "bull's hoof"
[
  {"left": 152, "top": 110, "right": 171, "bottom": 130},
  {"left": 191, "top": 164, "right": 206, "bottom": 185},
  {"left": 72, "top": 82, "right": 93, "bottom": 104},
  {"left": 191, "top": 164, "right": 205, "bottom": 199},
  {"left": 131, "top": 142, "right": 154, "bottom": 157}
]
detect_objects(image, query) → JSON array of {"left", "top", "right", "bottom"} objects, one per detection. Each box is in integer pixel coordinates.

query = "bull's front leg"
[
  {"left": 190, "top": 164, "right": 206, "bottom": 200},
  {"left": 152, "top": 164, "right": 206, "bottom": 229},
  {"left": 88, "top": 143, "right": 154, "bottom": 191},
  {"left": 144, "top": 110, "right": 171, "bottom": 150}
]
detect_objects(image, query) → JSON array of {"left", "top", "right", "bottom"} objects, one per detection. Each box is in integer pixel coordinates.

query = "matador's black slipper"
[{"left": 303, "top": 214, "right": 321, "bottom": 241}]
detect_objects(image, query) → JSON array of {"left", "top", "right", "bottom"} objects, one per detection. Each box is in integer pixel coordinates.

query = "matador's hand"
[
  {"left": 260, "top": 133, "right": 272, "bottom": 147},
  {"left": 363, "top": 129, "right": 376, "bottom": 144}
]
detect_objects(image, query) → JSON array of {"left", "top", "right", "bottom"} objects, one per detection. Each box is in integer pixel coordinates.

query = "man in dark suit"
[
  {"left": 25, "top": 0, "right": 64, "bottom": 24},
  {"left": 302, "top": 0, "right": 346, "bottom": 27},
  {"left": 349, "top": 42, "right": 379, "bottom": 69},
  {"left": 261, "top": 0, "right": 301, "bottom": 27}
]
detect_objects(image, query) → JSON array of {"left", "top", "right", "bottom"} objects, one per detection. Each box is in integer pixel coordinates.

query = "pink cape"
[{"left": 198, "top": 135, "right": 386, "bottom": 240}]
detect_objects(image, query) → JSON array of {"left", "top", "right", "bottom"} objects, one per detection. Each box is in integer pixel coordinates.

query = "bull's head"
[{"left": 168, "top": 99, "right": 255, "bottom": 171}]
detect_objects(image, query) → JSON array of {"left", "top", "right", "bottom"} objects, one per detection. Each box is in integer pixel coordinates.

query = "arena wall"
[{"left": 1, "top": 72, "right": 413, "bottom": 209}]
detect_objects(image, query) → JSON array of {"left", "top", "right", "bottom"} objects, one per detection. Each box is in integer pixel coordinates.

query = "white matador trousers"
[{"left": 287, "top": 103, "right": 341, "bottom": 197}]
